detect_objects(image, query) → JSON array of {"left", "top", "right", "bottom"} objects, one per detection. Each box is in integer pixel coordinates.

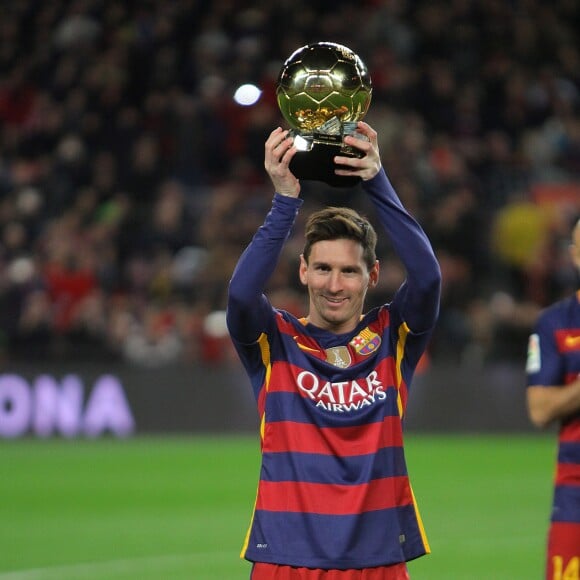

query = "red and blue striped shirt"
[
  {"left": 526, "top": 290, "right": 580, "bottom": 524},
  {"left": 227, "top": 168, "right": 441, "bottom": 569}
]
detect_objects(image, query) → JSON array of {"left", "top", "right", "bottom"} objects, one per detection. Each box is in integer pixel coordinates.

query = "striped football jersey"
[
  {"left": 526, "top": 290, "right": 580, "bottom": 523},
  {"left": 234, "top": 305, "right": 431, "bottom": 569},
  {"left": 227, "top": 168, "right": 440, "bottom": 569}
]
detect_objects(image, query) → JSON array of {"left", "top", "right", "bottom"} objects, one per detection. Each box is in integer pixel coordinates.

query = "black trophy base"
[{"left": 289, "top": 141, "right": 362, "bottom": 188}]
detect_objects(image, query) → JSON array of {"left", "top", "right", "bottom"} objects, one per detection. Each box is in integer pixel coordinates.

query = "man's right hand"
[{"left": 264, "top": 127, "right": 300, "bottom": 198}]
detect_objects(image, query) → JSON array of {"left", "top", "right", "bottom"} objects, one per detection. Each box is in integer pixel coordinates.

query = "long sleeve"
[
  {"left": 227, "top": 193, "right": 303, "bottom": 344},
  {"left": 363, "top": 168, "right": 441, "bottom": 334}
]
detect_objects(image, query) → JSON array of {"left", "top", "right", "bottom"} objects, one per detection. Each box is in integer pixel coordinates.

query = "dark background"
[{"left": 0, "top": 0, "right": 578, "bottom": 437}]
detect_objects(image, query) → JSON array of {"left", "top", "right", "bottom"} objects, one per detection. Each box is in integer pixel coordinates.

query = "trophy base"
[{"left": 289, "top": 132, "right": 363, "bottom": 188}]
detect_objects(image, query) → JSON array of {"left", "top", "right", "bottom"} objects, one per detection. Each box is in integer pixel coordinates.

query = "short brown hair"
[{"left": 302, "top": 207, "right": 377, "bottom": 271}]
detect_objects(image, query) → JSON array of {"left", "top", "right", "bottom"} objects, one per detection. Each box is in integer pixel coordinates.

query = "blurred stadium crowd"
[{"left": 0, "top": 0, "right": 579, "bottom": 368}]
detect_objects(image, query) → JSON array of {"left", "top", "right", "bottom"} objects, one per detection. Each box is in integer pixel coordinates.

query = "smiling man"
[
  {"left": 300, "top": 209, "right": 379, "bottom": 334},
  {"left": 226, "top": 121, "right": 441, "bottom": 580}
]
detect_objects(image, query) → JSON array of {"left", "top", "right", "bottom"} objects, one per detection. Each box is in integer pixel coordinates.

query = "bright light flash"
[{"left": 233, "top": 83, "right": 262, "bottom": 106}]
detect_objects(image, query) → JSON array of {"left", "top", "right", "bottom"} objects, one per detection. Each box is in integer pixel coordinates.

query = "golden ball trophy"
[{"left": 276, "top": 42, "right": 372, "bottom": 187}]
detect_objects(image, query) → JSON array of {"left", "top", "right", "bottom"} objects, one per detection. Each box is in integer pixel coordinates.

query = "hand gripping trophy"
[{"left": 276, "top": 42, "right": 372, "bottom": 187}]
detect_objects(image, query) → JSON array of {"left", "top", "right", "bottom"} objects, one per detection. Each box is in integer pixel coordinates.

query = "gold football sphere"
[{"left": 276, "top": 42, "right": 372, "bottom": 133}]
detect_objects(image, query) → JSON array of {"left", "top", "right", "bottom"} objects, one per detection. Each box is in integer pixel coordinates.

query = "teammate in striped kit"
[
  {"left": 227, "top": 122, "right": 441, "bottom": 579},
  {"left": 526, "top": 218, "right": 580, "bottom": 580}
]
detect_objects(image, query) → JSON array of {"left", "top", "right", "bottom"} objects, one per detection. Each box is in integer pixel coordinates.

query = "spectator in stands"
[{"left": 0, "top": 0, "right": 578, "bottom": 366}]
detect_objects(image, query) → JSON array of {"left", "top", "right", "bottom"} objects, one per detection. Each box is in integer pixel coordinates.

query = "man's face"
[{"left": 299, "top": 238, "right": 379, "bottom": 334}]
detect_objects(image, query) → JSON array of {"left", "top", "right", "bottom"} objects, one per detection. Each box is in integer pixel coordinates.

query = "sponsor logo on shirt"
[
  {"left": 296, "top": 369, "right": 386, "bottom": 412},
  {"left": 556, "top": 330, "right": 580, "bottom": 353},
  {"left": 564, "top": 335, "right": 580, "bottom": 349}
]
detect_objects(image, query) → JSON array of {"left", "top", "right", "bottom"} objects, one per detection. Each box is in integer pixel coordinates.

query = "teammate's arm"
[{"left": 527, "top": 378, "right": 580, "bottom": 428}]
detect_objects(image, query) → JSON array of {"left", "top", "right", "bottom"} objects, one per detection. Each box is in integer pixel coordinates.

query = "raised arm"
[
  {"left": 335, "top": 122, "right": 441, "bottom": 333},
  {"left": 364, "top": 168, "right": 441, "bottom": 333},
  {"left": 226, "top": 128, "right": 303, "bottom": 344}
]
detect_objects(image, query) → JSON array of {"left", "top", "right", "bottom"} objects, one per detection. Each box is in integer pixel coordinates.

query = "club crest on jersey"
[
  {"left": 349, "top": 328, "right": 381, "bottom": 356},
  {"left": 325, "top": 346, "right": 352, "bottom": 368}
]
